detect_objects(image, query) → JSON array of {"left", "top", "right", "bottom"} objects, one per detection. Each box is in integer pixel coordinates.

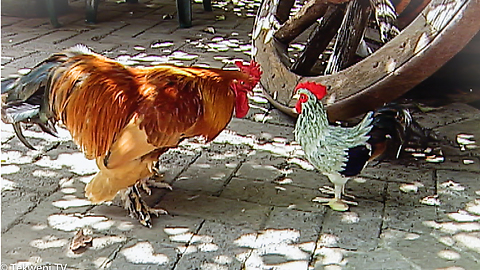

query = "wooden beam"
[
  {"left": 291, "top": 5, "right": 346, "bottom": 75},
  {"left": 274, "top": 0, "right": 331, "bottom": 44},
  {"left": 276, "top": 0, "right": 296, "bottom": 24},
  {"left": 325, "top": 0, "right": 371, "bottom": 74}
]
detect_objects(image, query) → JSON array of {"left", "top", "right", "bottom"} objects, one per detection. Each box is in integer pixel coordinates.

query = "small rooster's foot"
[
  {"left": 123, "top": 185, "right": 168, "bottom": 228},
  {"left": 312, "top": 197, "right": 358, "bottom": 211},
  {"left": 319, "top": 186, "right": 355, "bottom": 200},
  {"left": 136, "top": 177, "right": 172, "bottom": 196},
  {"left": 328, "top": 198, "right": 349, "bottom": 211}
]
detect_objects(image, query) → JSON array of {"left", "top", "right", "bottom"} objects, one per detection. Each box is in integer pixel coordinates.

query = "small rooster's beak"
[{"left": 292, "top": 93, "right": 300, "bottom": 100}]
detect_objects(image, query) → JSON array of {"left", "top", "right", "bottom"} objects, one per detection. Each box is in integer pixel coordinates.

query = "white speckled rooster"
[{"left": 294, "top": 81, "right": 424, "bottom": 211}]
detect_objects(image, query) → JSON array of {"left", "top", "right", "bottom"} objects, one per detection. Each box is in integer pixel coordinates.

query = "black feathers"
[
  {"left": 340, "top": 103, "right": 429, "bottom": 177},
  {"left": 341, "top": 145, "right": 371, "bottom": 176}
]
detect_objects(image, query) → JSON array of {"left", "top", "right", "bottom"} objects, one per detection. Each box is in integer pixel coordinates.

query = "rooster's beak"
[{"left": 292, "top": 93, "right": 300, "bottom": 100}]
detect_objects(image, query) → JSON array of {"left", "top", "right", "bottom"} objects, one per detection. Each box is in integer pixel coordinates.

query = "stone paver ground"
[{"left": 1, "top": 0, "right": 480, "bottom": 269}]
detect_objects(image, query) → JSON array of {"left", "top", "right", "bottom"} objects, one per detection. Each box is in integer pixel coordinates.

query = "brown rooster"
[{"left": 1, "top": 44, "right": 262, "bottom": 227}]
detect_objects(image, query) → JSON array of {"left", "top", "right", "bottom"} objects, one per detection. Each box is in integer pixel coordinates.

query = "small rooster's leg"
[
  {"left": 313, "top": 173, "right": 357, "bottom": 211},
  {"left": 319, "top": 186, "right": 356, "bottom": 200},
  {"left": 122, "top": 181, "right": 168, "bottom": 228},
  {"left": 328, "top": 184, "right": 349, "bottom": 211}
]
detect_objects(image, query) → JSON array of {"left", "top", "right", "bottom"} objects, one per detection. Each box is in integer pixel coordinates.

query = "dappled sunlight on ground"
[{"left": 4, "top": 117, "right": 480, "bottom": 269}]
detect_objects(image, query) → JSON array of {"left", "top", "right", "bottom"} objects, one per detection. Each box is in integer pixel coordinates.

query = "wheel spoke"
[
  {"left": 397, "top": 0, "right": 431, "bottom": 27},
  {"left": 291, "top": 5, "right": 346, "bottom": 75},
  {"left": 274, "top": 0, "right": 331, "bottom": 44},
  {"left": 276, "top": 0, "right": 297, "bottom": 23},
  {"left": 325, "top": 0, "right": 371, "bottom": 74},
  {"left": 393, "top": 0, "right": 411, "bottom": 14}
]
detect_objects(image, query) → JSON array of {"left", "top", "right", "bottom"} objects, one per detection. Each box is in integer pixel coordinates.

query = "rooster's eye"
[
  {"left": 300, "top": 94, "right": 308, "bottom": 102},
  {"left": 240, "top": 81, "right": 245, "bottom": 85}
]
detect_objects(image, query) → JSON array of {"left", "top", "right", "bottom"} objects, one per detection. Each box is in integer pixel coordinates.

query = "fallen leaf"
[
  {"left": 70, "top": 229, "right": 93, "bottom": 252},
  {"left": 203, "top": 27, "right": 216, "bottom": 34}
]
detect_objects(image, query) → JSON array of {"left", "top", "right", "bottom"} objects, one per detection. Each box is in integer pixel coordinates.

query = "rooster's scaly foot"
[
  {"left": 136, "top": 177, "right": 172, "bottom": 196},
  {"left": 312, "top": 197, "right": 357, "bottom": 211},
  {"left": 319, "top": 186, "right": 356, "bottom": 200},
  {"left": 123, "top": 185, "right": 168, "bottom": 228}
]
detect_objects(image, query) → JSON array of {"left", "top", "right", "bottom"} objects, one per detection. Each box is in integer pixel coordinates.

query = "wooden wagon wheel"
[{"left": 252, "top": 0, "right": 480, "bottom": 121}]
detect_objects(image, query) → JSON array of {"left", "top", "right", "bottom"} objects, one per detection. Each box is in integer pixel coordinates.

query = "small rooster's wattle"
[{"left": 294, "top": 81, "right": 426, "bottom": 211}]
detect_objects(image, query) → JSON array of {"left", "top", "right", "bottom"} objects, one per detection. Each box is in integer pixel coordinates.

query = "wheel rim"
[{"left": 253, "top": 0, "right": 480, "bottom": 121}]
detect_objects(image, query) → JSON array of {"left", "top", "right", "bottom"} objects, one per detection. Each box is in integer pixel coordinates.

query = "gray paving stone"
[
  {"left": 386, "top": 180, "right": 436, "bottom": 207},
  {"left": 222, "top": 176, "right": 324, "bottom": 212},
  {"left": 235, "top": 151, "right": 287, "bottom": 182},
  {"left": 93, "top": 21, "right": 163, "bottom": 43},
  {"left": 339, "top": 248, "right": 417, "bottom": 270},
  {"left": 157, "top": 190, "right": 271, "bottom": 230},
  {"left": 416, "top": 155, "right": 480, "bottom": 172},
  {"left": 414, "top": 103, "right": 480, "bottom": 130},
  {"left": 20, "top": 178, "right": 92, "bottom": 225},
  {"left": 2, "top": 31, "right": 48, "bottom": 46},
  {"left": 281, "top": 164, "right": 328, "bottom": 188},
  {"left": 33, "top": 142, "right": 99, "bottom": 176},
  {"left": 435, "top": 117, "right": 480, "bottom": 157},
  {"left": 320, "top": 200, "right": 384, "bottom": 251},
  {"left": 1, "top": 162, "right": 64, "bottom": 195},
  {"left": 345, "top": 177, "right": 386, "bottom": 203},
  {"left": 89, "top": 203, "right": 204, "bottom": 240},
  {"left": 264, "top": 207, "right": 326, "bottom": 243},
  {"left": 1, "top": 51, "right": 54, "bottom": 71},
  {"left": 380, "top": 230, "right": 479, "bottom": 270},
  {"left": 265, "top": 109, "right": 296, "bottom": 127},
  {"left": 1, "top": 123, "right": 15, "bottom": 143},
  {"left": 1, "top": 190, "right": 39, "bottom": 233},
  {"left": 174, "top": 221, "right": 257, "bottom": 270},
  {"left": 227, "top": 118, "right": 295, "bottom": 141},
  {"left": 173, "top": 143, "right": 250, "bottom": 193},
  {"left": 436, "top": 170, "right": 480, "bottom": 214},
  {"left": 156, "top": 147, "right": 202, "bottom": 183},
  {"left": 2, "top": 223, "right": 126, "bottom": 269},
  {"left": 383, "top": 204, "right": 437, "bottom": 234},
  {"left": 109, "top": 239, "right": 179, "bottom": 270},
  {"left": 2, "top": 139, "right": 48, "bottom": 165},
  {"left": 361, "top": 163, "right": 434, "bottom": 184}
]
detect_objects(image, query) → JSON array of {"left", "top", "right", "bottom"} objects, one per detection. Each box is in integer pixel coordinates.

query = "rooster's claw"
[{"left": 123, "top": 182, "right": 168, "bottom": 228}]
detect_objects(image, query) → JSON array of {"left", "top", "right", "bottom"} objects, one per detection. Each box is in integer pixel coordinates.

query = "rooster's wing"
[
  {"left": 307, "top": 112, "right": 374, "bottom": 173},
  {"left": 104, "top": 68, "right": 234, "bottom": 169}
]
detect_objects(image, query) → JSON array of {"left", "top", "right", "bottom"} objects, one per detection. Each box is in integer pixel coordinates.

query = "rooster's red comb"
[
  {"left": 295, "top": 81, "right": 327, "bottom": 100},
  {"left": 235, "top": 60, "right": 262, "bottom": 81}
]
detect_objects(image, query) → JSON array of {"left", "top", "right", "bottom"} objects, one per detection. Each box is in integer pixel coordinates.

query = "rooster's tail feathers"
[
  {"left": 371, "top": 103, "right": 429, "bottom": 159},
  {"left": 0, "top": 46, "right": 83, "bottom": 149}
]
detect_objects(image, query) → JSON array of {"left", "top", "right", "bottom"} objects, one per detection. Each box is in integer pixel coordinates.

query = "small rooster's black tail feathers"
[{"left": 371, "top": 103, "right": 430, "bottom": 160}]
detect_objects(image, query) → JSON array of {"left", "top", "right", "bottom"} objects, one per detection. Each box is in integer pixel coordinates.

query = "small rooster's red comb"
[
  {"left": 235, "top": 60, "right": 262, "bottom": 82},
  {"left": 295, "top": 81, "right": 327, "bottom": 100}
]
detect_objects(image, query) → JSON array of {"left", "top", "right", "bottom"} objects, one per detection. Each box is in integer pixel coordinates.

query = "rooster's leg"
[
  {"left": 313, "top": 173, "right": 356, "bottom": 211},
  {"left": 319, "top": 186, "right": 356, "bottom": 199},
  {"left": 122, "top": 177, "right": 170, "bottom": 228},
  {"left": 137, "top": 176, "right": 172, "bottom": 195},
  {"left": 138, "top": 162, "right": 173, "bottom": 195},
  {"left": 327, "top": 184, "right": 349, "bottom": 211}
]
